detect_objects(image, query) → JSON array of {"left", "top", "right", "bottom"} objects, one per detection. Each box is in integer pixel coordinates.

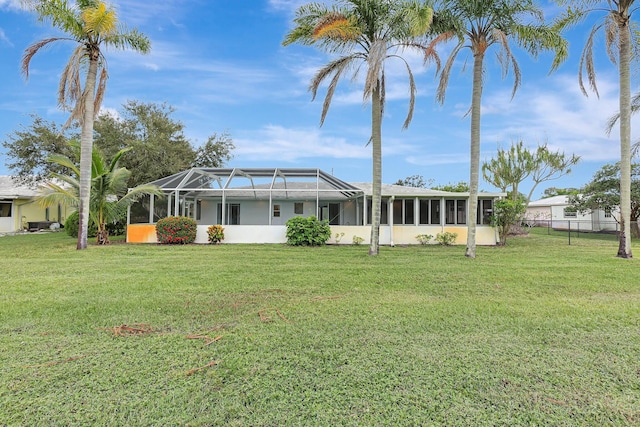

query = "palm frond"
[
  {"left": 21, "top": 37, "right": 68, "bottom": 78},
  {"left": 579, "top": 23, "right": 603, "bottom": 97},
  {"left": 81, "top": 1, "right": 117, "bottom": 37},
  {"left": 436, "top": 40, "right": 465, "bottom": 104}
]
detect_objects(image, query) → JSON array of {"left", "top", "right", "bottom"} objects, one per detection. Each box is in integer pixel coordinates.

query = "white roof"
[
  {"left": 528, "top": 195, "right": 573, "bottom": 207},
  {"left": 352, "top": 182, "right": 504, "bottom": 198},
  {"left": 0, "top": 176, "right": 41, "bottom": 199}
]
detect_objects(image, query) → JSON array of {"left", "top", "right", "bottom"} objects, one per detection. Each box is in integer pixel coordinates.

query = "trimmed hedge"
[{"left": 156, "top": 216, "right": 198, "bottom": 244}]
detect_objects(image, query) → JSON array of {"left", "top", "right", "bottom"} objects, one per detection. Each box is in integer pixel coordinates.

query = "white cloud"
[
  {"left": 0, "top": 28, "right": 13, "bottom": 46},
  {"left": 0, "top": 0, "right": 26, "bottom": 10},
  {"left": 234, "top": 125, "right": 370, "bottom": 162}
]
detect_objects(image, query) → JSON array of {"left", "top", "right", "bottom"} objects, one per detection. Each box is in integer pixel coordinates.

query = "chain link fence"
[{"left": 522, "top": 219, "right": 624, "bottom": 244}]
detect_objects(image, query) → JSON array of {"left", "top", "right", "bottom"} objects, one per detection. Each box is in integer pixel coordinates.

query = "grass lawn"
[{"left": 1, "top": 232, "right": 639, "bottom": 426}]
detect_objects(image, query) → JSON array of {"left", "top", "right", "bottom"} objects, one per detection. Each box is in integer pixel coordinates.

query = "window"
[
  {"left": 430, "top": 199, "right": 441, "bottom": 224},
  {"left": 477, "top": 199, "right": 493, "bottom": 225},
  {"left": 294, "top": 202, "right": 304, "bottom": 215},
  {"left": 564, "top": 207, "right": 577, "bottom": 218},
  {"left": 446, "top": 199, "right": 466, "bottom": 224},
  {"left": 196, "top": 200, "right": 202, "bottom": 221},
  {"left": 420, "top": 199, "right": 442, "bottom": 225},
  {"left": 45, "top": 207, "right": 50, "bottom": 221},
  {"left": 392, "top": 199, "right": 415, "bottom": 225},
  {"left": 367, "top": 198, "right": 388, "bottom": 225},
  {"left": 273, "top": 204, "right": 281, "bottom": 217},
  {"left": 217, "top": 203, "right": 240, "bottom": 225},
  {"left": 604, "top": 208, "right": 612, "bottom": 218},
  {"left": 0, "top": 202, "right": 11, "bottom": 217}
]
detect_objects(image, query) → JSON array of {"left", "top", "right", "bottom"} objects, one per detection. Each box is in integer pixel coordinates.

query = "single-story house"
[
  {"left": 126, "top": 168, "right": 505, "bottom": 245},
  {"left": 0, "top": 176, "right": 71, "bottom": 233},
  {"left": 525, "top": 195, "right": 618, "bottom": 232}
]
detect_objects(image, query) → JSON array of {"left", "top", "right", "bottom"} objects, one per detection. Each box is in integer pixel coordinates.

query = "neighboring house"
[
  {"left": 0, "top": 176, "right": 71, "bottom": 233},
  {"left": 126, "top": 168, "right": 505, "bottom": 245},
  {"left": 525, "top": 195, "right": 618, "bottom": 232}
]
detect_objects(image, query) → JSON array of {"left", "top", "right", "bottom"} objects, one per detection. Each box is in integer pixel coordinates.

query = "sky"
[{"left": 0, "top": 0, "right": 637, "bottom": 200}]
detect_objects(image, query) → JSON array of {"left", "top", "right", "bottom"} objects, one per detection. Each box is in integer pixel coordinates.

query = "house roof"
[
  {"left": 147, "top": 168, "right": 506, "bottom": 200},
  {"left": 0, "top": 176, "right": 41, "bottom": 199},
  {"left": 351, "top": 182, "right": 504, "bottom": 198},
  {"left": 149, "top": 168, "right": 363, "bottom": 199},
  {"left": 528, "top": 195, "right": 572, "bottom": 207}
]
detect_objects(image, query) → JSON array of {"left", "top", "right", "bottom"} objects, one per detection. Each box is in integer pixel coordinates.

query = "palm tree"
[
  {"left": 22, "top": 0, "right": 150, "bottom": 250},
  {"left": 283, "top": 0, "right": 437, "bottom": 255},
  {"left": 38, "top": 142, "right": 162, "bottom": 245},
  {"left": 564, "top": 0, "right": 640, "bottom": 258},
  {"left": 433, "top": 0, "right": 568, "bottom": 258}
]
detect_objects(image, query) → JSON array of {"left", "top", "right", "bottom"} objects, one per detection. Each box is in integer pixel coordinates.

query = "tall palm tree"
[
  {"left": 38, "top": 142, "right": 162, "bottom": 244},
  {"left": 433, "top": 0, "right": 568, "bottom": 258},
  {"left": 560, "top": 0, "right": 639, "bottom": 258},
  {"left": 283, "top": 0, "right": 437, "bottom": 255},
  {"left": 22, "top": 0, "right": 150, "bottom": 250}
]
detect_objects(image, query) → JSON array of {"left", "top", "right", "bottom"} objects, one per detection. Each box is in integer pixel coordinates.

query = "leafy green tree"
[
  {"left": 542, "top": 187, "right": 580, "bottom": 198},
  {"left": 558, "top": 0, "right": 640, "bottom": 258},
  {"left": 38, "top": 142, "right": 162, "bottom": 244},
  {"left": 192, "top": 132, "right": 235, "bottom": 169},
  {"left": 569, "top": 162, "right": 640, "bottom": 238},
  {"left": 283, "top": 0, "right": 436, "bottom": 256},
  {"left": 93, "top": 101, "right": 234, "bottom": 186},
  {"left": 432, "top": 181, "right": 470, "bottom": 192},
  {"left": 491, "top": 198, "right": 526, "bottom": 246},
  {"left": 432, "top": 0, "right": 569, "bottom": 258},
  {"left": 482, "top": 141, "right": 580, "bottom": 206},
  {"left": 23, "top": 0, "right": 150, "bottom": 250},
  {"left": 2, "top": 114, "right": 77, "bottom": 184},
  {"left": 394, "top": 175, "right": 432, "bottom": 188}
]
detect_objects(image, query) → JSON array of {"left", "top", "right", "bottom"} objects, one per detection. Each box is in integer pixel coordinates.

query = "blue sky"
[{"left": 0, "top": 0, "right": 636, "bottom": 200}]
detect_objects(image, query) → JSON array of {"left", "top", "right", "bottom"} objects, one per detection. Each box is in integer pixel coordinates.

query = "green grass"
[{"left": 1, "top": 232, "right": 639, "bottom": 426}]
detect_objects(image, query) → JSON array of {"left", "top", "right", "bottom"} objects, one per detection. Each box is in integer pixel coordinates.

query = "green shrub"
[
  {"left": 352, "top": 235, "right": 364, "bottom": 245},
  {"left": 156, "top": 216, "right": 198, "bottom": 244},
  {"left": 64, "top": 211, "right": 97, "bottom": 238},
  {"left": 435, "top": 231, "right": 458, "bottom": 246},
  {"left": 415, "top": 234, "right": 433, "bottom": 245},
  {"left": 207, "top": 224, "right": 225, "bottom": 244},
  {"left": 285, "top": 216, "right": 331, "bottom": 246},
  {"left": 64, "top": 211, "right": 126, "bottom": 239}
]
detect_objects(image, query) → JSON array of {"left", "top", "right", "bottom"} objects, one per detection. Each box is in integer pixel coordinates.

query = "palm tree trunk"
[
  {"left": 77, "top": 55, "right": 99, "bottom": 250},
  {"left": 618, "top": 18, "right": 633, "bottom": 258},
  {"left": 369, "top": 85, "right": 383, "bottom": 256},
  {"left": 465, "top": 50, "right": 484, "bottom": 258}
]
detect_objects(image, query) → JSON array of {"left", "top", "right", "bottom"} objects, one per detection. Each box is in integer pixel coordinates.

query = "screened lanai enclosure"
[{"left": 127, "top": 167, "right": 504, "bottom": 245}]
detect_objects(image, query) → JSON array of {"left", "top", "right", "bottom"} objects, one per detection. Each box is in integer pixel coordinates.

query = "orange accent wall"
[{"left": 127, "top": 224, "right": 157, "bottom": 243}]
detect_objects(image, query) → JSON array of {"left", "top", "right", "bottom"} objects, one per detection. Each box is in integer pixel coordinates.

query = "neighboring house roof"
[
  {"left": 0, "top": 176, "right": 41, "bottom": 200},
  {"left": 527, "top": 195, "right": 573, "bottom": 207}
]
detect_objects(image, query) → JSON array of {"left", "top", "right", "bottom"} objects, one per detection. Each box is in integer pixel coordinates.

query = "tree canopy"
[
  {"left": 482, "top": 141, "right": 580, "bottom": 206},
  {"left": 3, "top": 101, "right": 235, "bottom": 187}
]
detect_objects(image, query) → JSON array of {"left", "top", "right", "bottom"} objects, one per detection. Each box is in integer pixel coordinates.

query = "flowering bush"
[
  {"left": 156, "top": 216, "right": 197, "bottom": 244},
  {"left": 207, "top": 224, "right": 225, "bottom": 244}
]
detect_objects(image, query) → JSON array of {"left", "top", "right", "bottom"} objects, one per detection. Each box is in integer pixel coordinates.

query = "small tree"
[
  {"left": 482, "top": 141, "right": 580, "bottom": 207},
  {"left": 491, "top": 199, "right": 526, "bottom": 246}
]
